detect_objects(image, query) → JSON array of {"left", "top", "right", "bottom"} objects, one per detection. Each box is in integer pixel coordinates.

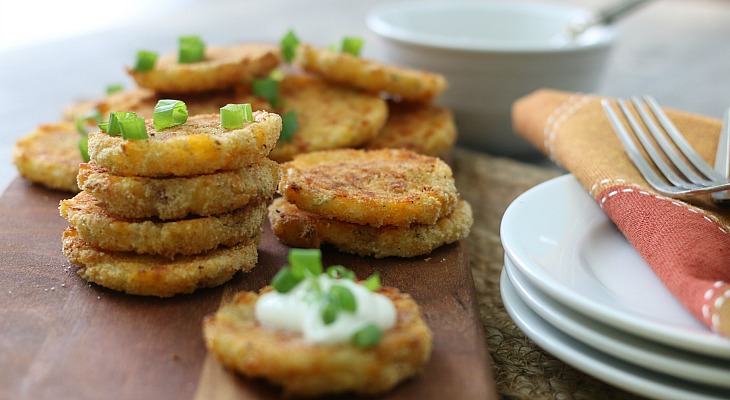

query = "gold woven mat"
[{"left": 451, "top": 147, "right": 646, "bottom": 400}]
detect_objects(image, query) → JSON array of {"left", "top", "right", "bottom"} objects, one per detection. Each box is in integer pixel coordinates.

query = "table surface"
[{"left": 2, "top": 0, "right": 730, "bottom": 399}]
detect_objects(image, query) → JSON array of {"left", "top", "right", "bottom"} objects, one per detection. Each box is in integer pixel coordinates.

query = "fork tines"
[{"left": 601, "top": 95, "right": 730, "bottom": 196}]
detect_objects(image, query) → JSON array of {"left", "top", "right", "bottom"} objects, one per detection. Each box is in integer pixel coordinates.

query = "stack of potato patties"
[
  {"left": 59, "top": 111, "right": 282, "bottom": 297},
  {"left": 269, "top": 148, "right": 473, "bottom": 258}
]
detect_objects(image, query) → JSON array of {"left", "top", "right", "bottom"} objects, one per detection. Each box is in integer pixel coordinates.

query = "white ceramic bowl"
[{"left": 367, "top": 0, "right": 618, "bottom": 157}]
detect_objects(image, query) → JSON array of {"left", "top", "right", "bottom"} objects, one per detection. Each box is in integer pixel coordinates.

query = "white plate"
[
  {"left": 500, "top": 268, "right": 730, "bottom": 400},
  {"left": 504, "top": 257, "right": 730, "bottom": 388},
  {"left": 500, "top": 174, "right": 730, "bottom": 358}
]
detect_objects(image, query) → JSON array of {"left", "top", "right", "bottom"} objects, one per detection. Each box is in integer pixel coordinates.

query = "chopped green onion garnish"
[
  {"left": 341, "top": 37, "right": 364, "bottom": 56},
  {"left": 153, "top": 99, "right": 188, "bottom": 130},
  {"left": 280, "top": 30, "right": 300, "bottom": 63},
  {"left": 220, "top": 103, "right": 253, "bottom": 129},
  {"left": 329, "top": 285, "right": 357, "bottom": 313},
  {"left": 352, "top": 323, "right": 382, "bottom": 348},
  {"left": 101, "top": 111, "right": 142, "bottom": 137},
  {"left": 106, "top": 84, "right": 124, "bottom": 95},
  {"left": 325, "top": 265, "right": 355, "bottom": 280},
  {"left": 280, "top": 110, "right": 298, "bottom": 143},
  {"left": 320, "top": 284, "right": 358, "bottom": 324},
  {"left": 134, "top": 50, "right": 158, "bottom": 72},
  {"left": 289, "top": 248, "right": 323, "bottom": 276},
  {"left": 363, "top": 272, "right": 381, "bottom": 291},
  {"left": 107, "top": 111, "right": 135, "bottom": 136},
  {"left": 321, "top": 301, "right": 339, "bottom": 325},
  {"left": 271, "top": 266, "right": 301, "bottom": 293},
  {"left": 78, "top": 136, "right": 90, "bottom": 162},
  {"left": 178, "top": 35, "right": 205, "bottom": 63},
  {"left": 120, "top": 116, "right": 148, "bottom": 140},
  {"left": 252, "top": 78, "right": 281, "bottom": 108}
]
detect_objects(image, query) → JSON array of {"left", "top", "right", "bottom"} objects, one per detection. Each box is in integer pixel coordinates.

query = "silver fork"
[{"left": 601, "top": 95, "right": 730, "bottom": 198}]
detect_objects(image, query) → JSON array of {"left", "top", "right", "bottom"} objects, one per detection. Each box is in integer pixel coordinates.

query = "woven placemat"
[{"left": 451, "top": 147, "right": 647, "bottom": 400}]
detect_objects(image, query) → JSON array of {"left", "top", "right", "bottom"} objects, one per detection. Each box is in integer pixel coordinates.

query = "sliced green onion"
[
  {"left": 78, "top": 136, "right": 90, "bottom": 163},
  {"left": 321, "top": 301, "right": 339, "bottom": 325},
  {"left": 101, "top": 111, "right": 142, "bottom": 137},
  {"left": 153, "top": 99, "right": 188, "bottom": 130},
  {"left": 363, "top": 272, "right": 381, "bottom": 291},
  {"left": 289, "top": 248, "right": 323, "bottom": 276},
  {"left": 120, "top": 116, "right": 148, "bottom": 140},
  {"left": 134, "top": 50, "right": 158, "bottom": 72},
  {"left": 325, "top": 265, "right": 355, "bottom": 280},
  {"left": 280, "top": 109, "right": 298, "bottom": 143},
  {"left": 106, "top": 111, "right": 133, "bottom": 136},
  {"left": 252, "top": 78, "right": 281, "bottom": 108},
  {"left": 280, "top": 30, "right": 300, "bottom": 63},
  {"left": 341, "top": 37, "right": 364, "bottom": 56},
  {"left": 352, "top": 323, "right": 382, "bottom": 348},
  {"left": 329, "top": 285, "right": 357, "bottom": 313},
  {"left": 106, "top": 84, "right": 124, "bottom": 95},
  {"left": 271, "top": 266, "right": 301, "bottom": 293},
  {"left": 220, "top": 103, "right": 253, "bottom": 129},
  {"left": 178, "top": 35, "right": 205, "bottom": 63}
]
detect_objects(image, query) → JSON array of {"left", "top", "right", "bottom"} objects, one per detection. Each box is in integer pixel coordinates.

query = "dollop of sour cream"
[{"left": 254, "top": 275, "right": 397, "bottom": 344}]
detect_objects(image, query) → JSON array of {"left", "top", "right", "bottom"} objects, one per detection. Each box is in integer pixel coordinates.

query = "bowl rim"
[{"left": 366, "top": 0, "right": 618, "bottom": 54}]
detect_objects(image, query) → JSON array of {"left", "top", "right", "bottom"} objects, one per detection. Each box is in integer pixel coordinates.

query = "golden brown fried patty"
[
  {"left": 77, "top": 159, "right": 279, "bottom": 220},
  {"left": 88, "top": 112, "right": 281, "bottom": 177},
  {"left": 127, "top": 44, "right": 281, "bottom": 93},
  {"left": 12, "top": 122, "right": 82, "bottom": 192},
  {"left": 203, "top": 286, "right": 432, "bottom": 397},
  {"left": 265, "top": 75, "right": 388, "bottom": 162},
  {"left": 268, "top": 197, "right": 472, "bottom": 258},
  {"left": 60, "top": 191, "right": 267, "bottom": 258},
  {"left": 364, "top": 101, "right": 457, "bottom": 157},
  {"left": 294, "top": 44, "right": 447, "bottom": 102},
  {"left": 62, "top": 227, "right": 258, "bottom": 297},
  {"left": 278, "top": 149, "right": 459, "bottom": 227}
]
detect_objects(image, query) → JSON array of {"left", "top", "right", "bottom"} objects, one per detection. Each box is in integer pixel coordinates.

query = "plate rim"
[
  {"left": 499, "top": 267, "right": 730, "bottom": 400},
  {"left": 504, "top": 258, "right": 730, "bottom": 387},
  {"left": 500, "top": 174, "right": 730, "bottom": 358}
]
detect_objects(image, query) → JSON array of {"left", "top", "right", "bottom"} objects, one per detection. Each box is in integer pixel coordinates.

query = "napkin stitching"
[
  {"left": 702, "top": 282, "right": 729, "bottom": 332},
  {"left": 543, "top": 94, "right": 590, "bottom": 159},
  {"left": 597, "top": 184, "right": 729, "bottom": 233}
]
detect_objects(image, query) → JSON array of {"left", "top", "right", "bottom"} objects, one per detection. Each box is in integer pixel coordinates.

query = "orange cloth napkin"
[{"left": 512, "top": 89, "right": 730, "bottom": 338}]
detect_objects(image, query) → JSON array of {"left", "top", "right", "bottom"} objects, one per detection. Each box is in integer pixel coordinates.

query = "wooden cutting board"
[{"left": 0, "top": 178, "right": 497, "bottom": 400}]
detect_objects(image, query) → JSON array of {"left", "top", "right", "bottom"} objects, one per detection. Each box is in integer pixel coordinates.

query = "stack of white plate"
[{"left": 499, "top": 175, "right": 730, "bottom": 400}]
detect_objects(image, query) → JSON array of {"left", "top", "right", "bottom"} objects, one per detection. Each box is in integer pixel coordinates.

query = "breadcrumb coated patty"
[
  {"left": 203, "top": 286, "right": 432, "bottom": 397},
  {"left": 268, "top": 197, "right": 472, "bottom": 258},
  {"left": 12, "top": 122, "right": 82, "bottom": 192},
  {"left": 294, "top": 43, "right": 447, "bottom": 102},
  {"left": 365, "top": 101, "right": 457, "bottom": 157},
  {"left": 278, "top": 149, "right": 459, "bottom": 227},
  {"left": 127, "top": 44, "right": 281, "bottom": 93},
  {"left": 62, "top": 227, "right": 259, "bottom": 297},
  {"left": 88, "top": 112, "right": 281, "bottom": 177},
  {"left": 60, "top": 191, "right": 267, "bottom": 259},
  {"left": 265, "top": 75, "right": 388, "bottom": 162},
  {"left": 77, "top": 159, "right": 279, "bottom": 220}
]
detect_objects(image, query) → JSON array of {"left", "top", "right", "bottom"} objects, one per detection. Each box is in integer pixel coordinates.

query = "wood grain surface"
[{"left": 0, "top": 178, "right": 496, "bottom": 400}]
